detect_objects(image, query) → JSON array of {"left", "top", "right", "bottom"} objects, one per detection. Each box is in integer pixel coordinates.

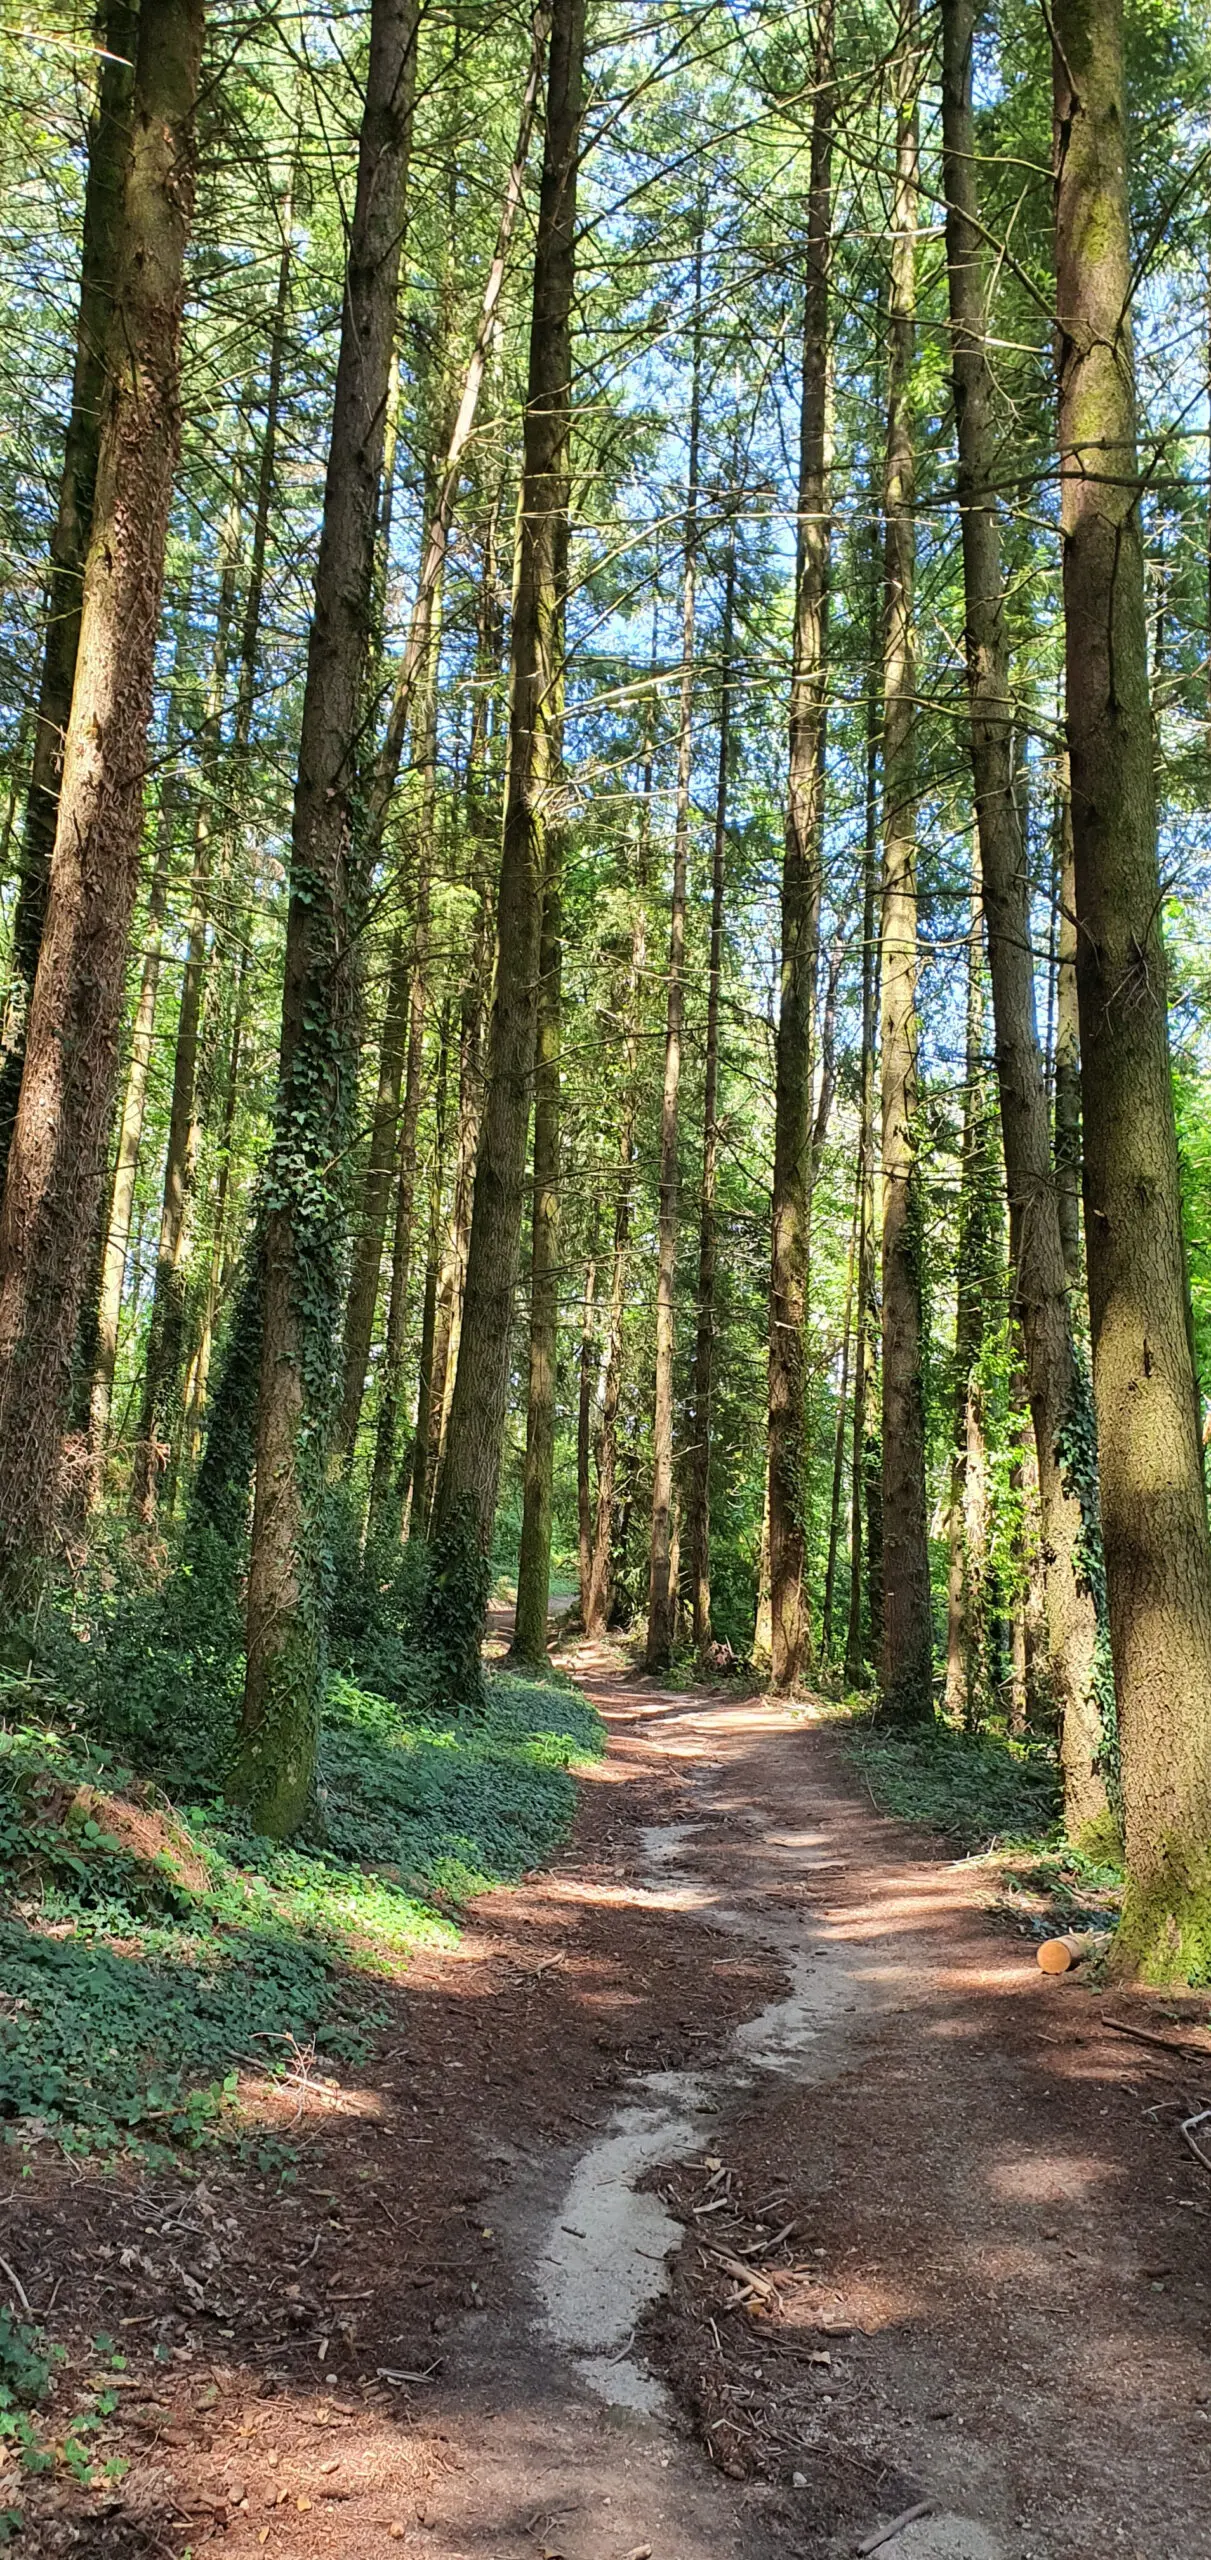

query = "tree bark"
[
  {"left": 409, "top": 1004, "right": 451, "bottom": 1532},
  {"left": 877, "top": 0, "right": 933, "bottom": 1724},
  {"left": 645, "top": 230, "right": 703, "bottom": 1676},
  {"left": 845, "top": 533, "right": 882, "bottom": 1689},
  {"left": 0, "top": 0, "right": 205, "bottom": 1600},
  {"left": 1053, "top": 777, "right": 1082, "bottom": 1286},
  {"left": 822, "top": 1165, "right": 859, "bottom": 1661},
  {"left": 586, "top": 822, "right": 648, "bottom": 1638},
  {"left": 0, "top": 0, "right": 138, "bottom": 1192},
  {"left": 133, "top": 482, "right": 243, "bottom": 1517},
  {"left": 943, "top": 858, "right": 996, "bottom": 1724},
  {"left": 687, "top": 534, "right": 736, "bottom": 1654},
  {"left": 768, "top": 14, "right": 833, "bottom": 1693},
  {"left": 88, "top": 591, "right": 194, "bottom": 1468},
  {"left": 367, "top": 684, "right": 437, "bottom": 1537},
  {"left": 234, "top": 0, "right": 417, "bottom": 1834},
  {"left": 942, "top": 0, "right": 1108, "bottom": 1822},
  {"left": 1052, "top": 0, "right": 1211, "bottom": 1960},
  {"left": 432, "top": 0, "right": 583, "bottom": 1596},
  {"left": 513, "top": 862, "right": 563, "bottom": 1662},
  {"left": 576, "top": 1251, "right": 596, "bottom": 1623}
]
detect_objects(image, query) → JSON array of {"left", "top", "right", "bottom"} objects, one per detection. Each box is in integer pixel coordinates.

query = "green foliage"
[
  {"left": 846, "top": 1713, "right": 1062, "bottom": 1855},
  {"left": 0, "top": 1662, "right": 602, "bottom": 2159}
]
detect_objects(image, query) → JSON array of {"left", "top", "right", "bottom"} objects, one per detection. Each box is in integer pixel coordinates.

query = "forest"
[
  {"left": 6, "top": 0, "right": 1211, "bottom": 2542},
  {"left": 3, "top": 0, "right": 1211, "bottom": 1964}
]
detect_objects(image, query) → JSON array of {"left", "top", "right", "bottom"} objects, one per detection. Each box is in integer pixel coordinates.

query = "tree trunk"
[
  {"left": 430, "top": 890, "right": 493, "bottom": 1501},
  {"left": 877, "top": 0, "right": 933, "bottom": 1724},
  {"left": 0, "top": 0, "right": 205, "bottom": 1601},
  {"left": 942, "top": 0, "right": 1108, "bottom": 1824},
  {"left": 586, "top": 841, "right": 647, "bottom": 1638},
  {"left": 0, "top": 0, "right": 137, "bottom": 1191},
  {"left": 768, "top": 14, "right": 833, "bottom": 1693},
  {"left": 431, "top": 0, "right": 583, "bottom": 1616},
  {"left": 234, "top": 0, "right": 417, "bottom": 1835},
  {"left": 133, "top": 483, "right": 243, "bottom": 1518},
  {"left": 645, "top": 231, "right": 703, "bottom": 1676},
  {"left": 687, "top": 534, "right": 735, "bottom": 1654},
  {"left": 576, "top": 1252, "right": 596, "bottom": 1623},
  {"left": 513, "top": 863, "right": 563, "bottom": 1662},
  {"left": 336, "top": 924, "right": 413, "bottom": 1462},
  {"left": 1053, "top": 778, "right": 1082, "bottom": 1286},
  {"left": 943, "top": 859, "right": 995, "bottom": 1724},
  {"left": 1052, "top": 0, "right": 1211, "bottom": 1964},
  {"left": 88, "top": 590, "right": 195, "bottom": 1468},
  {"left": 845, "top": 532, "right": 882, "bottom": 1690},
  {"left": 410, "top": 1004, "right": 451, "bottom": 1532},
  {"left": 821, "top": 1169, "right": 858, "bottom": 1662}
]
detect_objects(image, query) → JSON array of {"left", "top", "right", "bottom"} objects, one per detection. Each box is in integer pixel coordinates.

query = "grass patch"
[
  {"left": 0, "top": 1665, "right": 603, "bottom": 2161},
  {"left": 845, "top": 1713, "right": 1123, "bottom": 1936}
]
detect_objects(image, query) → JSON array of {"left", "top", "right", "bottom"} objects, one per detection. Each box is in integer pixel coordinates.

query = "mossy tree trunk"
[
  {"left": 877, "top": 0, "right": 933, "bottom": 1725},
  {"left": 0, "top": 0, "right": 205, "bottom": 1602},
  {"left": 1052, "top": 0, "right": 1211, "bottom": 1962},
  {"left": 1053, "top": 778, "right": 1082, "bottom": 1287},
  {"left": 234, "top": 0, "right": 417, "bottom": 1835},
  {"left": 767, "top": 18, "right": 832, "bottom": 1694},
  {"left": 943, "top": 0, "right": 1109, "bottom": 1823},
  {"left": 845, "top": 528, "right": 883, "bottom": 1690},
  {"left": 0, "top": 0, "right": 137, "bottom": 1194},
  {"left": 432, "top": 0, "right": 583, "bottom": 1615}
]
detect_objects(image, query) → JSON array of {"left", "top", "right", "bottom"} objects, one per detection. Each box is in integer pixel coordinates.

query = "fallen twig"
[
  {"left": 1101, "top": 2014, "right": 1211, "bottom": 2063},
  {"left": 1181, "top": 2106, "right": 1211, "bottom": 2173},
  {"left": 857, "top": 2500, "right": 934, "bottom": 2554},
  {"left": 0, "top": 2253, "right": 31, "bottom": 2313}
]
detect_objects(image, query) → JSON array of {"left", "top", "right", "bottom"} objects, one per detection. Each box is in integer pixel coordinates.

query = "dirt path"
[{"left": 19, "top": 1637, "right": 1211, "bottom": 2559}]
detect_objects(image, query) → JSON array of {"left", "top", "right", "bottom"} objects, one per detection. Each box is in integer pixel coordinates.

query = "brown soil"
[{"left": 7, "top": 1635, "right": 1211, "bottom": 2560}]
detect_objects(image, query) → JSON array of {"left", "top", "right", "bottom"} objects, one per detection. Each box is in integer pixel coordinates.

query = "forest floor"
[{"left": 9, "top": 1621, "right": 1211, "bottom": 2560}]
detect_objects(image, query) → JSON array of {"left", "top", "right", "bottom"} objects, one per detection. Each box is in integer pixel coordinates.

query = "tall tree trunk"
[
  {"left": 513, "top": 861, "right": 563, "bottom": 1662},
  {"left": 1053, "top": 777, "right": 1082, "bottom": 1286},
  {"left": 409, "top": 1004, "right": 451, "bottom": 1532},
  {"left": 878, "top": 0, "right": 933, "bottom": 1724},
  {"left": 822, "top": 1166, "right": 859, "bottom": 1661},
  {"left": 132, "top": 483, "right": 243, "bottom": 1517},
  {"left": 88, "top": 589, "right": 194, "bottom": 1467},
  {"left": 432, "top": 0, "right": 584, "bottom": 1619},
  {"left": 645, "top": 230, "right": 703, "bottom": 1676},
  {"left": 687, "top": 535, "right": 736, "bottom": 1654},
  {"left": 367, "top": 680, "right": 437, "bottom": 1536},
  {"left": 233, "top": 0, "right": 416, "bottom": 1835},
  {"left": 1052, "top": 0, "right": 1211, "bottom": 1962},
  {"left": 943, "top": 858, "right": 995, "bottom": 1724},
  {"left": 845, "top": 535, "right": 883, "bottom": 1689},
  {"left": 430, "top": 890, "right": 493, "bottom": 1499},
  {"left": 338, "top": 928, "right": 411, "bottom": 1463},
  {"left": 942, "top": 0, "right": 1108, "bottom": 1824},
  {"left": 576, "top": 1250, "right": 596, "bottom": 1622},
  {"left": 0, "top": 0, "right": 205, "bottom": 1600},
  {"left": 586, "top": 838, "right": 647, "bottom": 1638},
  {"left": 768, "top": 16, "right": 833, "bottom": 1692},
  {"left": 0, "top": 0, "right": 138, "bottom": 1191}
]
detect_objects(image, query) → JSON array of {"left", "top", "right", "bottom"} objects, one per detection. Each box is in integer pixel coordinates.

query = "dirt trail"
[{"left": 22, "top": 1636, "right": 1211, "bottom": 2560}]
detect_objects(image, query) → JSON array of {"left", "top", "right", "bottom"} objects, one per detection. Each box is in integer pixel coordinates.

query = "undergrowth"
[
  {"left": 844, "top": 1712, "right": 1124, "bottom": 1933},
  {"left": 0, "top": 1643, "right": 602, "bottom": 2161}
]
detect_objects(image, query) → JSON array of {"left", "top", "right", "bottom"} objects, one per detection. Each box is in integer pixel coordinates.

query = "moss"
[
  {"left": 1113, "top": 1854, "right": 1211, "bottom": 1986},
  {"left": 1072, "top": 1805, "right": 1123, "bottom": 1866}
]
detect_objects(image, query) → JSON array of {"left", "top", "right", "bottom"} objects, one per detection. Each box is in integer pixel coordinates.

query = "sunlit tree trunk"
[
  {"left": 767, "top": 15, "right": 832, "bottom": 1694},
  {"left": 234, "top": 0, "right": 417, "bottom": 1834},
  {"left": 877, "top": 0, "right": 933, "bottom": 1723},
  {"left": 1053, "top": 777, "right": 1082, "bottom": 1286},
  {"left": 822, "top": 1166, "right": 859, "bottom": 1660},
  {"left": 1053, "top": 0, "right": 1211, "bottom": 1962},
  {"left": 576, "top": 1251, "right": 596, "bottom": 1622},
  {"left": 133, "top": 482, "right": 243, "bottom": 1518},
  {"left": 943, "top": 861, "right": 996, "bottom": 1724},
  {"left": 0, "top": 0, "right": 205, "bottom": 1601},
  {"left": 942, "top": 0, "right": 1108, "bottom": 1821},
  {"left": 687, "top": 535, "right": 736, "bottom": 1653},
  {"left": 645, "top": 230, "right": 703, "bottom": 1676},
  {"left": 432, "top": 0, "right": 583, "bottom": 1625},
  {"left": 409, "top": 1005, "right": 451, "bottom": 1532},
  {"left": 586, "top": 849, "right": 647, "bottom": 1638},
  {"left": 88, "top": 591, "right": 194, "bottom": 1470},
  {"left": 845, "top": 557, "right": 881, "bottom": 1687},
  {"left": 0, "top": 0, "right": 137, "bottom": 1191},
  {"left": 513, "top": 859, "right": 563, "bottom": 1662}
]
